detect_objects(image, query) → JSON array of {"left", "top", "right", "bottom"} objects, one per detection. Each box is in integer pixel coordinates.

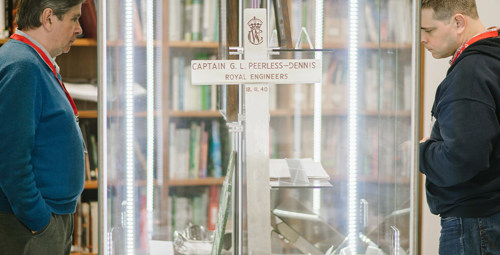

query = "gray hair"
[{"left": 16, "top": 0, "right": 86, "bottom": 30}]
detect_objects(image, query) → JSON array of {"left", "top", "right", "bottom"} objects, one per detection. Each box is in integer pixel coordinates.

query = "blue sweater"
[
  {"left": 0, "top": 38, "right": 85, "bottom": 231},
  {"left": 420, "top": 35, "right": 500, "bottom": 217}
]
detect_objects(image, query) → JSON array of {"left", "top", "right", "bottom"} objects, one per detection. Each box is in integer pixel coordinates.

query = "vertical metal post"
[
  {"left": 410, "top": 1, "right": 421, "bottom": 255},
  {"left": 97, "top": 0, "right": 108, "bottom": 254}
]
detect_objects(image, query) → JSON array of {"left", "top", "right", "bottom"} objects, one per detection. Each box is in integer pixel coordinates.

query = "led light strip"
[
  {"left": 312, "top": 0, "right": 324, "bottom": 216},
  {"left": 348, "top": 0, "right": 359, "bottom": 253},
  {"left": 146, "top": 0, "right": 155, "bottom": 244},
  {"left": 124, "top": 0, "right": 135, "bottom": 253}
]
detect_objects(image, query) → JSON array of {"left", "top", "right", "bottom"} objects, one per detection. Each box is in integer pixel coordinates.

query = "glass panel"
[
  {"left": 102, "top": 0, "right": 164, "bottom": 254},
  {"left": 268, "top": 0, "right": 416, "bottom": 255},
  {"left": 101, "top": 0, "right": 418, "bottom": 254}
]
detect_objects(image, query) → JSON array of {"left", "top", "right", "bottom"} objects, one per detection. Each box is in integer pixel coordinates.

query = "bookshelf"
[
  {"left": 161, "top": 0, "right": 415, "bottom": 250},
  {"left": 2, "top": 0, "right": 418, "bottom": 252},
  {"left": 167, "top": 177, "right": 225, "bottom": 186},
  {"left": 84, "top": 180, "right": 98, "bottom": 189}
]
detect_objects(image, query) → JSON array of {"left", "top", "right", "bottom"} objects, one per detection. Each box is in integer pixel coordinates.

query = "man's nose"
[
  {"left": 76, "top": 22, "right": 83, "bottom": 35},
  {"left": 421, "top": 35, "right": 427, "bottom": 44}
]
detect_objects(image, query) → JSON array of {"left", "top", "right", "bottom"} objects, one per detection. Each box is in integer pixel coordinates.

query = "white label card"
[{"left": 191, "top": 59, "right": 322, "bottom": 85}]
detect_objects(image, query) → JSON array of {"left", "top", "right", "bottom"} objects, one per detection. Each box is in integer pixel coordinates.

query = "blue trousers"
[{"left": 439, "top": 211, "right": 500, "bottom": 255}]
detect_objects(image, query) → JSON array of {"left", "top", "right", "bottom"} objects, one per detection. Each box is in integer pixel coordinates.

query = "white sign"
[{"left": 191, "top": 59, "right": 322, "bottom": 85}]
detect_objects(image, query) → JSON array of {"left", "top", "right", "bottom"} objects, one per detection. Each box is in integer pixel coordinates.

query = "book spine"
[
  {"left": 211, "top": 120, "right": 222, "bottom": 178},
  {"left": 183, "top": 0, "right": 193, "bottom": 41},
  {"left": 0, "top": 0, "right": 5, "bottom": 38},
  {"left": 191, "top": 0, "right": 202, "bottom": 41}
]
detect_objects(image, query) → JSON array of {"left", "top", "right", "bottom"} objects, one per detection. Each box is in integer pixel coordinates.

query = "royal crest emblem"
[{"left": 247, "top": 16, "right": 264, "bottom": 45}]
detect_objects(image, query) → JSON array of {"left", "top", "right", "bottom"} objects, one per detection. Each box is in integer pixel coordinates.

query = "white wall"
[{"left": 420, "top": 1, "right": 500, "bottom": 254}]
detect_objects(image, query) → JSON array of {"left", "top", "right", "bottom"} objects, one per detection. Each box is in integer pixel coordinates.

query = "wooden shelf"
[
  {"left": 83, "top": 110, "right": 160, "bottom": 118},
  {"left": 0, "top": 38, "right": 8, "bottom": 45},
  {"left": 330, "top": 174, "right": 410, "bottom": 184},
  {"left": 79, "top": 109, "right": 410, "bottom": 119},
  {"left": 168, "top": 110, "right": 223, "bottom": 118},
  {"left": 281, "top": 109, "right": 411, "bottom": 117},
  {"left": 79, "top": 110, "right": 98, "bottom": 119},
  {"left": 168, "top": 40, "right": 219, "bottom": 49},
  {"left": 167, "top": 177, "right": 225, "bottom": 186},
  {"left": 106, "top": 40, "right": 162, "bottom": 47},
  {"left": 84, "top": 180, "right": 98, "bottom": 189},
  {"left": 323, "top": 41, "right": 412, "bottom": 49},
  {"left": 73, "top": 38, "right": 97, "bottom": 46}
]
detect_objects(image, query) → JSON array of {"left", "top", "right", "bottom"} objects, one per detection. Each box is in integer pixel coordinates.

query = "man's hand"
[{"left": 420, "top": 137, "right": 430, "bottom": 143}]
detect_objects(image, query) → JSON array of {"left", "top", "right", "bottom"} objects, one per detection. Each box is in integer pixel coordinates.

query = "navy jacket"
[{"left": 420, "top": 34, "right": 500, "bottom": 217}]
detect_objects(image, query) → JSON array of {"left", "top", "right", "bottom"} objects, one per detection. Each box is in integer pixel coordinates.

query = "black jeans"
[{"left": 0, "top": 212, "right": 74, "bottom": 255}]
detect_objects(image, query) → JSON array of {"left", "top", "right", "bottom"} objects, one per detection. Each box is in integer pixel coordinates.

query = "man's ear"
[
  {"left": 453, "top": 14, "right": 466, "bottom": 34},
  {"left": 40, "top": 8, "right": 54, "bottom": 30}
]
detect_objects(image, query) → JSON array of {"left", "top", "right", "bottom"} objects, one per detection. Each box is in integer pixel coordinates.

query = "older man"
[{"left": 0, "top": 0, "right": 86, "bottom": 254}]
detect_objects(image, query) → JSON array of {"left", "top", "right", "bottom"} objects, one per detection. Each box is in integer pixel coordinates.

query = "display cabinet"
[{"left": 98, "top": 0, "right": 421, "bottom": 254}]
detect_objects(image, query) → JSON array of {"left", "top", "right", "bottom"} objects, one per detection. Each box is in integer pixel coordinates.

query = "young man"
[
  {"left": 420, "top": 0, "right": 500, "bottom": 254},
  {"left": 0, "top": 0, "right": 86, "bottom": 254}
]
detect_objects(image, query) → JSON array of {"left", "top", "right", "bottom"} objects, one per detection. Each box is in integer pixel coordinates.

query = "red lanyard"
[
  {"left": 450, "top": 29, "right": 500, "bottom": 66},
  {"left": 10, "top": 34, "right": 79, "bottom": 118}
]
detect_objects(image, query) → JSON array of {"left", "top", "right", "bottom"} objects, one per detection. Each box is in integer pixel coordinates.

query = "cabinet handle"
[
  {"left": 360, "top": 199, "right": 368, "bottom": 229},
  {"left": 391, "top": 226, "right": 400, "bottom": 255}
]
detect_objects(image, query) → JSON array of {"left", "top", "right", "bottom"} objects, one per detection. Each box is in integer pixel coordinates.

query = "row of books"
[
  {"left": 168, "top": 0, "right": 218, "bottom": 42},
  {"left": 284, "top": 0, "right": 412, "bottom": 46},
  {"left": 1, "top": 0, "right": 16, "bottom": 39},
  {"left": 73, "top": 201, "right": 98, "bottom": 253},
  {"left": 172, "top": 52, "right": 410, "bottom": 114},
  {"left": 79, "top": 120, "right": 98, "bottom": 181},
  {"left": 170, "top": 186, "right": 220, "bottom": 235},
  {"left": 79, "top": 0, "right": 97, "bottom": 39},
  {"left": 170, "top": 53, "right": 281, "bottom": 111},
  {"left": 270, "top": 117, "right": 411, "bottom": 179},
  {"left": 168, "top": 120, "right": 230, "bottom": 180},
  {"left": 169, "top": 53, "right": 217, "bottom": 111},
  {"left": 270, "top": 51, "right": 412, "bottom": 113}
]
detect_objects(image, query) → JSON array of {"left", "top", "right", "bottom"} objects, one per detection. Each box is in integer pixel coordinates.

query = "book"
[
  {"left": 170, "top": 57, "right": 180, "bottom": 110},
  {"left": 188, "top": 122, "right": 201, "bottom": 178},
  {"left": 207, "top": 186, "right": 219, "bottom": 230},
  {"left": 168, "top": 0, "right": 183, "bottom": 41},
  {"left": 272, "top": 0, "right": 292, "bottom": 48},
  {"left": 183, "top": 0, "right": 193, "bottom": 41},
  {"left": 199, "top": 122, "right": 209, "bottom": 178},
  {"left": 89, "top": 133, "right": 98, "bottom": 180},
  {"left": 106, "top": 0, "right": 120, "bottom": 41},
  {"left": 0, "top": 0, "right": 5, "bottom": 38},
  {"left": 78, "top": 121, "right": 92, "bottom": 181},
  {"left": 191, "top": 0, "right": 201, "bottom": 41},
  {"left": 81, "top": 202, "right": 90, "bottom": 251},
  {"left": 133, "top": 0, "right": 145, "bottom": 41},
  {"left": 4, "top": 0, "right": 16, "bottom": 36},
  {"left": 210, "top": 120, "right": 222, "bottom": 178},
  {"left": 201, "top": 0, "right": 211, "bottom": 41},
  {"left": 90, "top": 201, "right": 98, "bottom": 253},
  {"left": 79, "top": 0, "right": 97, "bottom": 39},
  {"left": 176, "top": 128, "right": 191, "bottom": 179},
  {"left": 168, "top": 123, "right": 177, "bottom": 179}
]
